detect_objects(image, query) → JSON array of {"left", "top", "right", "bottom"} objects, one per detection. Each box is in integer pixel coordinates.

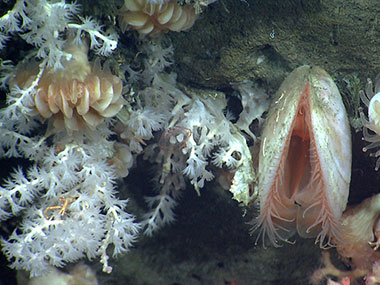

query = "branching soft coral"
[
  {"left": 0, "top": 2, "right": 138, "bottom": 272},
  {"left": 121, "top": 71, "right": 258, "bottom": 234},
  {"left": 0, "top": 0, "right": 118, "bottom": 69},
  {"left": 0, "top": 125, "right": 141, "bottom": 276},
  {"left": 0, "top": 17, "right": 268, "bottom": 276}
]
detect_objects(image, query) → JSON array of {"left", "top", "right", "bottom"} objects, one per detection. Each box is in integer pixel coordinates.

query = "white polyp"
[{"left": 368, "top": 92, "right": 380, "bottom": 133}]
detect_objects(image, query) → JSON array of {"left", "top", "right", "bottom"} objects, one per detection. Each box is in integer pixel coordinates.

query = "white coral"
[
  {"left": 232, "top": 80, "right": 270, "bottom": 140},
  {"left": 0, "top": 84, "right": 140, "bottom": 276},
  {"left": 0, "top": 129, "right": 141, "bottom": 276},
  {"left": 0, "top": 0, "right": 117, "bottom": 69},
  {"left": 134, "top": 72, "right": 258, "bottom": 232}
]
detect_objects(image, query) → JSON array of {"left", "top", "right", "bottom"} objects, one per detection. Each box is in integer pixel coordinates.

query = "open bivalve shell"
[{"left": 253, "top": 65, "right": 351, "bottom": 248}]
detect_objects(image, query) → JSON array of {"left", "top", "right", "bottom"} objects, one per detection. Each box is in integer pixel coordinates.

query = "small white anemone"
[
  {"left": 368, "top": 93, "right": 380, "bottom": 132},
  {"left": 360, "top": 76, "right": 380, "bottom": 170}
]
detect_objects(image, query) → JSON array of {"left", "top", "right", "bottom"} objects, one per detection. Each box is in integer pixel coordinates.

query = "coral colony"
[
  {"left": 0, "top": 0, "right": 258, "bottom": 278},
  {"left": 1, "top": 1, "right": 380, "bottom": 284}
]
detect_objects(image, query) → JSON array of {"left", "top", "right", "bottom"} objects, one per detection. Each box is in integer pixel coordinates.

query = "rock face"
[{"left": 171, "top": 0, "right": 380, "bottom": 90}]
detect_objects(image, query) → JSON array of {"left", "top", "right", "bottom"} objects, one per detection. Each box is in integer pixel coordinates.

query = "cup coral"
[
  {"left": 360, "top": 75, "right": 380, "bottom": 170},
  {"left": 119, "top": 0, "right": 197, "bottom": 37},
  {"left": 10, "top": 39, "right": 124, "bottom": 132},
  {"left": 337, "top": 194, "right": 380, "bottom": 271},
  {"left": 311, "top": 194, "right": 380, "bottom": 284}
]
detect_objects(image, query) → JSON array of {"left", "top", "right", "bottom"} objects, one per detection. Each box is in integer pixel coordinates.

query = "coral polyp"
[
  {"left": 11, "top": 39, "right": 124, "bottom": 132},
  {"left": 119, "top": 0, "right": 197, "bottom": 37},
  {"left": 360, "top": 76, "right": 380, "bottom": 170}
]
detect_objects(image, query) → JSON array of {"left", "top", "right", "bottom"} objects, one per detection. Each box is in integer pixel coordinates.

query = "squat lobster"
[{"left": 44, "top": 196, "right": 78, "bottom": 220}]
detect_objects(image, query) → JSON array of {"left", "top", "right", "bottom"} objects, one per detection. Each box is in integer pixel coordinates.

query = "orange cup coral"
[
  {"left": 311, "top": 194, "right": 380, "bottom": 284},
  {"left": 11, "top": 40, "right": 124, "bottom": 132},
  {"left": 337, "top": 194, "right": 380, "bottom": 272},
  {"left": 119, "top": 0, "right": 197, "bottom": 37}
]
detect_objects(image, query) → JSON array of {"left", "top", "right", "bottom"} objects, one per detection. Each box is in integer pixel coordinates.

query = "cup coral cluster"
[
  {"left": 119, "top": 0, "right": 197, "bottom": 37},
  {"left": 11, "top": 40, "right": 124, "bottom": 132}
]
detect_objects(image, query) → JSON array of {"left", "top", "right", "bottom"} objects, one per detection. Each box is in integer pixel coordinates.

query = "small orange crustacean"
[{"left": 44, "top": 196, "right": 79, "bottom": 220}]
